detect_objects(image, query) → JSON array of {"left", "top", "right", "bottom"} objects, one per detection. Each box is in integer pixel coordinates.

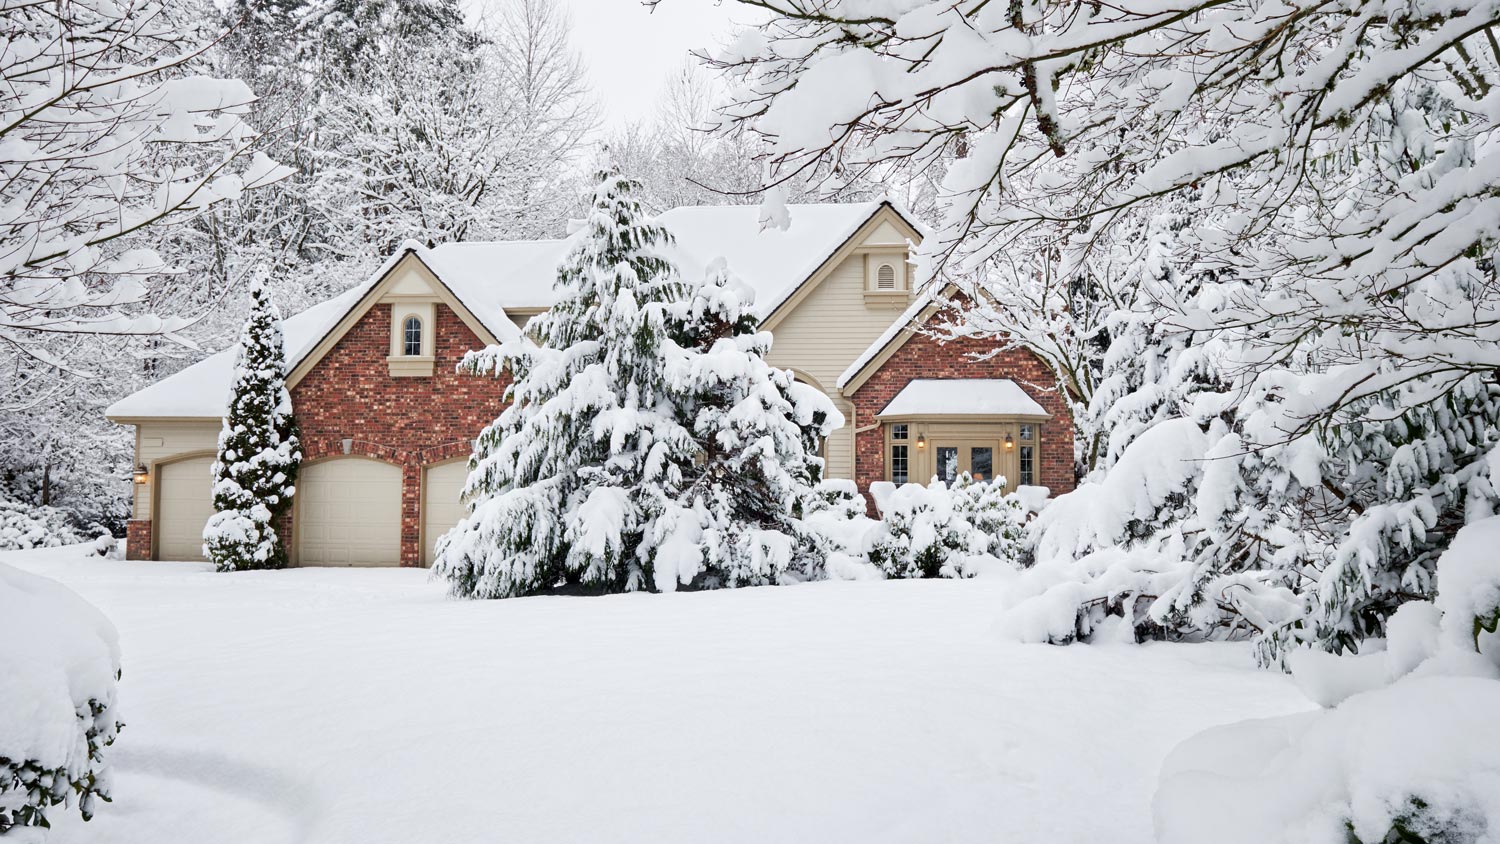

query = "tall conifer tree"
[{"left": 203, "top": 280, "right": 301, "bottom": 571}]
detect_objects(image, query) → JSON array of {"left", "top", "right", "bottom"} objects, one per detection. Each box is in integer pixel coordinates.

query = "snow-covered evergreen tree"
[
  {"left": 660, "top": 259, "right": 840, "bottom": 588},
  {"left": 434, "top": 169, "right": 839, "bottom": 598},
  {"left": 203, "top": 280, "right": 301, "bottom": 572}
]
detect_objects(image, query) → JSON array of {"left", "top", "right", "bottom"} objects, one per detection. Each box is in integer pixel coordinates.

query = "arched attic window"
[
  {"left": 876, "top": 263, "right": 897, "bottom": 290},
  {"left": 402, "top": 315, "right": 423, "bottom": 356}
]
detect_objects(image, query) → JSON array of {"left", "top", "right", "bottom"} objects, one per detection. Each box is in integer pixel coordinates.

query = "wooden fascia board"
[{"left": 874, "top": 412, "right": 1052, "bottom": 423}]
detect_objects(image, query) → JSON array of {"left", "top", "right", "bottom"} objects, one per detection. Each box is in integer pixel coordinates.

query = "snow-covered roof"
[
  {"left": 106, "top": 242, "right": 528, "bottom": 420},
  {"left": 109, "top": 202, "right": 914, "bottom": 421},
  {"left": 424, "top": 202, "right": 896, "bottom": 319},
  {"left": 877, "top": 379, "right": 1049, "bottom": 418},
  {"left": 424, "top": 240, "right": 569, "bottom": 310}
]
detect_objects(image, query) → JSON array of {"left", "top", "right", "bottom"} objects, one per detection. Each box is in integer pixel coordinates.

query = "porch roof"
[{"left": 877, "top": 379, "right": 1049, "bottom": 419}]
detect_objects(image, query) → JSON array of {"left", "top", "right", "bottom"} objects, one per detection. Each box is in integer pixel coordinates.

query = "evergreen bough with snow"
[
  {"left": 0, "top": 563, "right": 123, "bottom": 835},
  {"left": 434, "top": 169, "right": 839, "bottom": 598},
  {"left": 203, "top": 280, "right": 301, "bottom": 572}
]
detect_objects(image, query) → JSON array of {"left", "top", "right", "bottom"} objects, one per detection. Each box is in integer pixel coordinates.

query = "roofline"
[
  {"left": 837, "top": 282, "right": 960, "bottom": 394},
  {"left": 106, "top": 415, "right": 220, "bottom": 425},
  {"left": 874, "top": 412, "right": 1053, "bottom": 422}
]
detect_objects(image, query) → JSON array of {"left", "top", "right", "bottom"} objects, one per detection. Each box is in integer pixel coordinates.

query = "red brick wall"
[
  {"left": 126, "top": 518, "right": 152, "bottom": 561},
  {"left": 289, "top": 303, "right": 508, "bottom": 565},
  {"left": 849, "top": 328, "right": 1076, "bottom": 499}
]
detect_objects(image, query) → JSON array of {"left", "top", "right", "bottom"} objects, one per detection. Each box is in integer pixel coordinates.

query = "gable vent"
[{"left": 877, "top": 263, "right": 897, "bottom": 290}]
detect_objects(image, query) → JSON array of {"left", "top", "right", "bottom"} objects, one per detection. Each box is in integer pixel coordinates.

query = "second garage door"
[
  {"left": 423, "top": 461, "right": 470, "bottom": 566},
  {"left": 298, "top": 458, "right": 402, "bottom": 566},
  {"left": 156, "top": 455, "right": 216, "bottom": 561}
]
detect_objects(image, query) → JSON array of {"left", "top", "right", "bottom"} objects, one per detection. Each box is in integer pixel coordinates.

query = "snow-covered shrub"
[
  {"left": 800, "top": 479, "right": 883, "bottom": 581},
  {"left": 89, "top": 534, "right": 121, "bottom": 560},
  {"left": 0, "top": 563, "right": 123, "bottom": 835},
  {"left": 435, "top": 169, "right": 839, "bottom": 598},
  {"left": 868, "top": 475, "right": 1027, "bottom": 579},
  {"left": 951, "top": 475, "right": 1028, "bottom": 564},
  {"left": 204, "top": 279, "right": 301, "bottom": 572},
  {"left": 1155, "top": 519, "right": 1500, "bottom": 844},
  {"left": 0, "top": 499, "right": 91, "bottom": 552}
]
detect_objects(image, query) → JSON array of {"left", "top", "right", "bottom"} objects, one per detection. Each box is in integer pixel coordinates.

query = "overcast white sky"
[{"left": 556, "top": 0, "right": 746, "bottom": 129}]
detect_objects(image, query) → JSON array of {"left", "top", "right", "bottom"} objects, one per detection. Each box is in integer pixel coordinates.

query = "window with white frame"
[
  {"left": 402, "top": 315, "right": 422, "bottom": 356},
  {"left": 890, "top": 423, "right": 909, "bottom": 484}
]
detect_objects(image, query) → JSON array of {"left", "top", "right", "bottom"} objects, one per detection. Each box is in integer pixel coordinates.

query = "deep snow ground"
[{"left": 7, "top": 546, "right": 1312, "bottom": 843}]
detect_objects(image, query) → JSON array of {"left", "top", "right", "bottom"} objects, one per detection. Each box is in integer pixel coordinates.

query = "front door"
[{"left": 932, "top": 441, "right": 998, "bottom": 485}]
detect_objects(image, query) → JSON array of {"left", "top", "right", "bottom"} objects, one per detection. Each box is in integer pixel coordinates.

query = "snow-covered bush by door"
[
  {"left": 0, "top": 563, "right": 123, "bottom": 836},
  {"left": 1154, "top": 517, "right": 1500, "bottom": 844},
  {"left": 867, "top": 475, "right": 1027, "bottom": 579},
  {"left": 434, "top": 169, "right": 839, "bottom": 598},
  {"left": 203, "top": 279, "right": 301, "bottom": 572}
]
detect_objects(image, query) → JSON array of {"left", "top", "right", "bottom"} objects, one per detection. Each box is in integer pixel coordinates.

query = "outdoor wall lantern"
[
  {"left": 1004, "top": 433, "right": 1015, "bottom": 450},
  {"left": 132, "top": 464, "right": 149, "bottom": 485},
  {"left": 916, "top": 433, "right": 926, "bottom": 449}
]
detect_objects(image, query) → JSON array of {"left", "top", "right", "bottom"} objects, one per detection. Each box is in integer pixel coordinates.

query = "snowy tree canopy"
[
  {"left": 1, "top": 0, "right": 290, "bottom": 369},
  {"left": 710, "top": 0, "right": 1500, "bottom": 662}
]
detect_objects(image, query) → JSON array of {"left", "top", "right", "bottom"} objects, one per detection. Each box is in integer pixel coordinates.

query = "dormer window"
[{"left": 402, "top": 315, "right": 423, "bottom": 356}]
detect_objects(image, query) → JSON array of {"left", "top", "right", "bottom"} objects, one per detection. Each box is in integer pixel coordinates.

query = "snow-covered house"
[{"left": 107, "top": 202, "right": 1074, "bottom": 565}]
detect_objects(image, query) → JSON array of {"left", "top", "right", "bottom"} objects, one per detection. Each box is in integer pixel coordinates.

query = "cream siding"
[
  {"left": 766, "top": 251, "right": 911, "bottom": 480},
  {"left": 132, "top": 420, "right": 221, "bottom": 521}
]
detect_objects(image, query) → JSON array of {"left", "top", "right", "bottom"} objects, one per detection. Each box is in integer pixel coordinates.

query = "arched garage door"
[
  {"left": 422, "top": 460, "right": 469, "bottom": 566},
  {"left": 156, "top": 455, "right": 215, "bottom": 561},
  {"left": 298, "top": 458, "right": 402, "bottom": 566}
]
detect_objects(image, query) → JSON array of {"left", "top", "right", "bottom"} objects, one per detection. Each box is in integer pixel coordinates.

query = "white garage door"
[
  {"left": 423, "top": 461, "right": 470, "bottom": 565},
  {"left": 156, "top": 456, "right": 216, "bottom": 561},
  {"left": 298, "top": 459, "right": 402, "bottom": 566}
]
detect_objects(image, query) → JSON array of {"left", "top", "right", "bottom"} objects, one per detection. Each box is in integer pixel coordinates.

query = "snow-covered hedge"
[
  {"left": 0, "top": 500, "right": 92, "bottom": 552},
  {"left": 800, "top": 477, "right": 1031, "bottom": 581},
  {"left": 0, "top": 563, "right": 123, "bottom": 835},
  {"left": 1154, "top": 517, "right": 1500, "bottom": 844},
  {"left": 864, "top": 475, "right": 1028, "bottom": 579}
]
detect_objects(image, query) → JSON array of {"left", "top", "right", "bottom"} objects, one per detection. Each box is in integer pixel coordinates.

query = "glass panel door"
[
  {"left": 970, "top": 447, "right": 993, "bottom": 483},
  {"left": 935, "top": 446, "right": 959, "bottom": 484}
]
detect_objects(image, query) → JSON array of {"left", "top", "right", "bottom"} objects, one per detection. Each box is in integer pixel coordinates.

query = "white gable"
[{"left": 861, "top": 219, "right": 909, "bottom": 247}]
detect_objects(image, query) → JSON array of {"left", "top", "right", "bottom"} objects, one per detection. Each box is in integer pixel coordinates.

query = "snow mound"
[
  {"left": 1435, "top": 516, "right": 1500, "bottom": 652},
  {"left": 1154, "top": 675, "right": 1500, "bottom": 844},
  {"left": 0, "top": 562, "right": 124, "bottom": 834}
]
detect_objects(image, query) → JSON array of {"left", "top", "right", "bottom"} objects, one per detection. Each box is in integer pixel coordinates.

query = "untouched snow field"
[{"left": 7, "top": 546, "right": 1312, "bottom": 844}]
